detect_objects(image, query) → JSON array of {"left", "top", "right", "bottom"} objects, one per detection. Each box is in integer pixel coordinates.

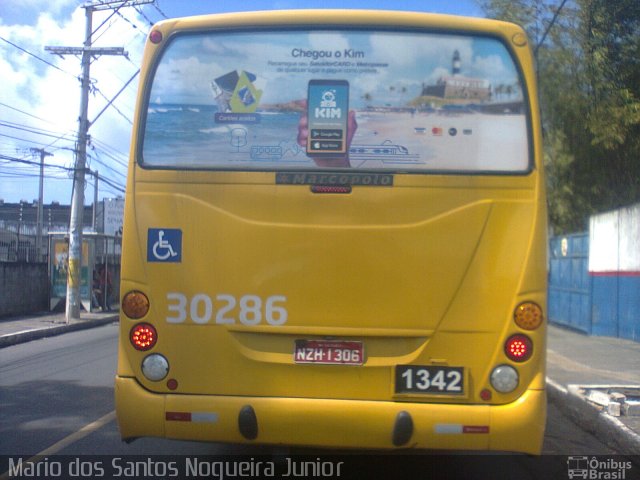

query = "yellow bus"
[{"left": 116, "top": 10, "right": 547, "bottom": 454}]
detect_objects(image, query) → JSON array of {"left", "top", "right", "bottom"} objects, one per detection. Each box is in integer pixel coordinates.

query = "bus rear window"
[{"left": 141, "top": 29, "right": 530, "bottom": 173}]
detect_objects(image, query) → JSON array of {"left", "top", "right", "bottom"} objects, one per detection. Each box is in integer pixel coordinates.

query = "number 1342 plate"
[
  {"left": 294, "top": 340, "right": 364, "bottom": 365},
  {"left": 395, "top": 365, "right": 464, "bottom": 394}
]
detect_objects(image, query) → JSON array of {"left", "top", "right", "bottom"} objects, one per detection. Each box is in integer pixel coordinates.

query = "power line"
[
  {"left": 86, "top": 176, "right": 124, "bottom": 198},
  {"left": 91, "top": 15, "right": 119, "bottom": 44},
  {"left": 93, "top": 148, "right": 128, "bottom": 169},
  {"left": 83, "top": 164, "right": 126, "bottom": 193},
  {"left": 0, "top": 172, "right": 69, "bottom": 180},
  {"left": 42, "top": 131, "right": 81, "bottom": 152},
  {"left": 153, "top": 2, "right": 169, "bottom": 19},
  {"left": 1, "top": 153, "right": 70, "bottom": 169},
  {"left": 0, "top": 132, "right": 72, "bottom": 148},
  {"left": 93, "top": 87, "right": 133, "bottom": 125},
  {"left": 10, "top": 96, "right": 132, "bottom": 155},
  {"left": 134, "top": 5, "right": 155, "bottom": 27},
  {"left": 535, "top": 0, "right": 570, "bottom": 56},
  {"left": 1, "top": 153, "right": 125, "bottom": 192},
  {"left": 92, "top": 71, "right": 138, "bottom": 126},
  {"left": 0, "top": 120, "right": 79, "bottom": 140},
  {"left": 90, "top": 153, "right": 128, "bottom": 180},
  {"left": 0, "top": 102, "right": 60, "bottom": 126},
  {"left": 90, "top": 137, "right": 128, "bottom": 164},
  {"left": 0, "top": 107, "right": 80, "bottom": 151},
  {"left": 91, "top": 173, "right": 125, "bottom": 193},
  {"left": 90, "top": 4, "right": 125, "bottom": 43},
  {"left": 114, "top": 9, "right": 148, "bottom": 36},
  {"left": 0, "top": 130, "right": 109, "bottom": 160},
  {"left": 0, "top": 121, "right": 79, "bottom": 141},
  {"left": 0, "top": 36, "right": 77, "bottom": 79},
  {"left": 89, "top": 151, "right": 127, "bottom": 178}
]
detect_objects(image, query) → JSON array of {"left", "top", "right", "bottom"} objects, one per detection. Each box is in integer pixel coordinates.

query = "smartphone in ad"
[{"left": 307, "top": 79, "right": 349, "bottom": 156}]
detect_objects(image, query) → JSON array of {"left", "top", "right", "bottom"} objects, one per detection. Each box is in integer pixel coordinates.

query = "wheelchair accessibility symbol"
[{"left": 147, "top": 228, "right": 182, "bottom": 263}]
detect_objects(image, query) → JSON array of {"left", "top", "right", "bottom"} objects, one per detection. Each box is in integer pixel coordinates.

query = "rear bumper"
[{"left": 115, "top": 376, "right": 546, "bottom": 454}]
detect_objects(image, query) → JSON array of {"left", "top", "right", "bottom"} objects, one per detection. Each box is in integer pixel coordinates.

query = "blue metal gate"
[{"left": 548, "top": 233, "right": 592, "bottom": 333}]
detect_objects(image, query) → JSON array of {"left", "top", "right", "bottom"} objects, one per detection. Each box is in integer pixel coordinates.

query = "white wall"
[{"left": 589, "top": 203, "right": 640, "bottom": 273}]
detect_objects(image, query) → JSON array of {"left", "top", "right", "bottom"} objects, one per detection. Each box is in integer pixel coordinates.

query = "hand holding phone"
[{"left": 306, "top": 80, "right": 350, "bottom": 156}]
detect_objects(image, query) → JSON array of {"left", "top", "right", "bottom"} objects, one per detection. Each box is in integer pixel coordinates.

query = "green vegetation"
[{"left": 481, "top": 0, "right": 640, "bottom": 233}]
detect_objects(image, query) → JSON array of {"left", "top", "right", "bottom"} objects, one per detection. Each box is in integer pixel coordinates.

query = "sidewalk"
[
  {"left": 546, "top": 323, "right": 640, "bottom": 455},
  {"left": 0, "top": 310, "right": 118, "bottom": 348},
  {"left": 0, "top": 312, "right": 638, "bottom": 453}
]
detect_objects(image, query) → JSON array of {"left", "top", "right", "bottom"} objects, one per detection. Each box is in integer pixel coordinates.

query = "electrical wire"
[
  {"left": 153, "top": 1, "right": 169, "bottom": 19},
  {"left": 88, "top": 151, "right": 127, "bottom": 179},
  {"left": 1, "top": 153, "right": 125, "bottom": 193},
  {"left": 134, "top": 5, "right": 155, "bottom": 27},
  {"left": 0, "top": 102, "right": 61, "bottom": 126},
  {"left": 90, "top": 6, "right": 123, "bottom": 43},
  {"left": 0, "top": 36, "right": 78, "bottom": 79},
  {"left": 0, "top": 133, "right": 71, "bottom": 148},
  {"left": 93, "top": 86, "right": 133, "bottom": 125},
  {"left": 0, "top": 121, "right": 79, "bottom": 141},
  {"left": 0, "top": 154, "right": 73, "bottom": 171},
  {"left": 90, "top": 137, "right": 128, "bottom": 165},
  {"left": 1, "top": 1, "right": 158, "bottom": 201},
  {"left": 114, "top": 9, "right": 148, "bottom": 37}
]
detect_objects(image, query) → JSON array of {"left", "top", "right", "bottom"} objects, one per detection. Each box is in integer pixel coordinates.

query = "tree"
[{"left": 481, "top": 0, "right": 640, "bottom": 233}]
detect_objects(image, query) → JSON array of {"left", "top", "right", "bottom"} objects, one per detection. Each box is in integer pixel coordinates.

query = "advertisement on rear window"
[{"left": 142, "top": 30, "right": 529, "bottom": 172}]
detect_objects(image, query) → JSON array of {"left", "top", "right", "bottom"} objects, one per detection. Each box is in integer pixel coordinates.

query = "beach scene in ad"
[{"left": 143, "top": 30, "right": 529, "bottom": 172}]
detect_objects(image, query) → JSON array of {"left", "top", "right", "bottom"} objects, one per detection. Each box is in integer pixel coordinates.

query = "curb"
[
  {"left": 546, "top": 377, "right": 640, "bottom": 455},
  {"left": 0, "top": 316, "right": 118, "bottom": 348}
]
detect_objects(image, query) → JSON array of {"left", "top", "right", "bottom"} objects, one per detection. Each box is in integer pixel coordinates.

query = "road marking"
[{"left": 0, "top": 410, "right": 116, "bottom": 479}]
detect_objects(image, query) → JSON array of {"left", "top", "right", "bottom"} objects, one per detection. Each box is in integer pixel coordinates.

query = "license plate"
[
  {"left": 395, "top": 365, "right": 464, "bottom": 394},
  {"left": 294, "top": 340, "right": 364, "bottom": 365}
]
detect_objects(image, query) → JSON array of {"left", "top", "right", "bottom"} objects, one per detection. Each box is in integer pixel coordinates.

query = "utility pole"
[
  {"left": 91, "top": 169, "right": 99, "bottom": 231},
  {"left": 45, "top": 0, "right": 153, "bottom": 322},
  {"left": 30, "top": 148, "right": 53, "bottom": 262}
]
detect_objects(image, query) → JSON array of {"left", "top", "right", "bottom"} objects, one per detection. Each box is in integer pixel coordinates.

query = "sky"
[{"left": 0, "top": 0, "right": 485, "bottom": 205}]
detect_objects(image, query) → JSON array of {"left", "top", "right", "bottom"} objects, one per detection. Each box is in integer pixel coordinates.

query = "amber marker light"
[
  {"left": 514, "top": 302, "right": 543, "bottom": 330},
  {"left": 130, "top": 323, "right": 157, "bottom": 351},
  {"left": 122, "top": 291, "right": 150, "bottom": 319}
]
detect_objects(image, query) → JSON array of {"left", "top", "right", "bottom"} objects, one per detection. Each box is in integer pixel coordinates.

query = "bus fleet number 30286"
[{"left": 165, "top": 292, "right": 288, "bottom": 326}]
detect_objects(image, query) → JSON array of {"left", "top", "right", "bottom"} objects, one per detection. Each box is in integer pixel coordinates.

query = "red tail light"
[
  {"left": 504, "top": 334, "right": 533, "bottom": 362},
  {"left": 310, "top": 185, "right": 352, "bottom": 194},
  {"left": 149, "top": 30, "right": 163, "bottom": 44},
  {"left": 130, "top": 323, "right": 157, "bottom": 351}
]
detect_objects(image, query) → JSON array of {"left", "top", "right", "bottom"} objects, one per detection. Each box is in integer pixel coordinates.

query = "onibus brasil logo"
[{"left": 567, "top": 456, "right": 633, "bottom": 479}]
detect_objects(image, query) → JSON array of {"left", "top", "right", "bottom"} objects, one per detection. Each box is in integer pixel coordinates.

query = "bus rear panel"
[{"left": 116, "top": 10, "right": 547, "bottom": 454}]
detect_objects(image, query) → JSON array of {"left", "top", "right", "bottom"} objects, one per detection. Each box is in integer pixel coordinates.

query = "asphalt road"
[{"left": 0, "top": 324, "right": 624, "bottom": 479}]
